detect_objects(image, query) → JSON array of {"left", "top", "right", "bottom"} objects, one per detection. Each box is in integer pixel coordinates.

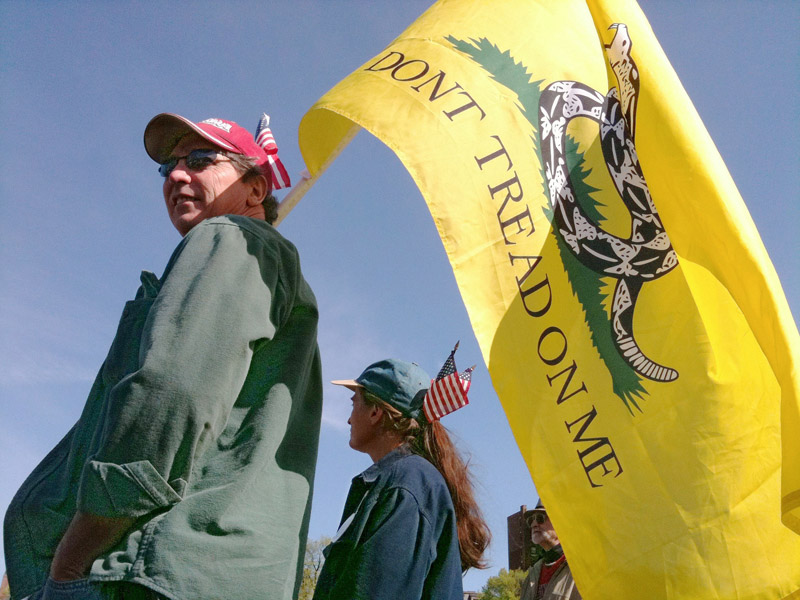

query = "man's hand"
[
  {"left": 1, "top": 572, "right": 10, "bottom": 600},
  {"left": 49, "top": 512, "right": 135, "bottom": 581}
]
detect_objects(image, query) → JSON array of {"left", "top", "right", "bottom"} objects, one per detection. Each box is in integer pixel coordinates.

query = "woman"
[{"left": 313, "top": 353, "right": 490, "bottom": 600}]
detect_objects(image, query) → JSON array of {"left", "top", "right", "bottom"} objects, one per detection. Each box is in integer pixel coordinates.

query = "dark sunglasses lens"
[
  {"left": 159, "top": 159, "right": 177, "bottom": 178},
  {"left": 534, "top": 513, "right": 547, "bottom": 524},
  {"left": 185, "top": 149, "right": 218, "bottom": 170},
  {"left": 159, "top": 150, "right": 218, "bottom": 177}
]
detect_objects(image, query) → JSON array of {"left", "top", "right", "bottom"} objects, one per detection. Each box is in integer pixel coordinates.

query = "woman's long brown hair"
[{"left": 363, "top": 391, "right": 491, "bottom": 572}]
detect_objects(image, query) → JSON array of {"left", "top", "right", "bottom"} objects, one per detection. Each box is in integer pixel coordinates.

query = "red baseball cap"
[{"left": 143, "top": 113, "right": 291, "bottom": 189}]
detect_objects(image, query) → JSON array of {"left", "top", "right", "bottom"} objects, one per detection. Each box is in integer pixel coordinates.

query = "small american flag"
[
  {"left": 255, "top": 113, "right": 291, "bottom": 190},
  {"left": 423, "top": 342, "right": 472, "bottom": 422},
  {"left": 460, "top": 365, "right": 475, "bottom": 393}
]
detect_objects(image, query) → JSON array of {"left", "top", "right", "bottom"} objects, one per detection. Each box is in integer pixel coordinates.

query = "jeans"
[
  {"left": 31, "top": 578, "right": 104, "bottom": 600},
  {"left": 30, "top": 579, "right": 162, "bottom": 600}
]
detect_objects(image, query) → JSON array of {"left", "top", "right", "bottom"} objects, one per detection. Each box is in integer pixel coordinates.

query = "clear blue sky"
[{"left": 1, "top": 1, "right": 797, "bottom": 593}]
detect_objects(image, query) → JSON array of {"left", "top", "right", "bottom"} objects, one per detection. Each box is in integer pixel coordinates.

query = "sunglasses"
[
  {"left": 159, "top": 149, "right": 227, "bottom": 177},
  {"left": 529, "top": 512, "right": 548, "bottom": 525}
]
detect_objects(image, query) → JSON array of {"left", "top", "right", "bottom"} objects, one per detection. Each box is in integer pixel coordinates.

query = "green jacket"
[
  {"left": 4, "top": 216, "right": 322, "bottom": 600},
  {"left": 520, "top": 554, "right": 582, "bottom": 600}
]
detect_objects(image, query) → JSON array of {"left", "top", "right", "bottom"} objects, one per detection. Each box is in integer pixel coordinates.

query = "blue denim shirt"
[{"left": 313, "top": 446, "right": 463, "bottom": 600}]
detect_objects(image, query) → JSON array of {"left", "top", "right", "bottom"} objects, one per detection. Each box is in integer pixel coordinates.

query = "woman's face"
[{"left": 348, "top": 388, "right": 380, "bottom": 453}]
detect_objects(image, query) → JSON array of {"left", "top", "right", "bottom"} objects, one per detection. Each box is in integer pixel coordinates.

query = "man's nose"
[{"left": 168, "top": 159, "right": 193, "bottom": 182}]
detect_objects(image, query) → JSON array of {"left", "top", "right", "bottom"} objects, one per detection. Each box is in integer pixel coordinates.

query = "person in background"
[
  {"left": 520, "top": 499, "right": 582, "bottom": 600},
  {"left": 3, "top": 113, "right": 321, "bottom": 600},
  {"left": 313, "top": 349, "right": 490, "bottom": 600}
]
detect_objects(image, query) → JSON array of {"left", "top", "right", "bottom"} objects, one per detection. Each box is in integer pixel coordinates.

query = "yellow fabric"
[{"left": 298, "top": 0, "right": 800, "bottom": 597}]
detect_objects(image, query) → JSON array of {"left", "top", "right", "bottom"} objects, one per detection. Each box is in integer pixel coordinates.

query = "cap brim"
[
  {"left": 331, "top": 379, "right": 363, "bottom": 392},
  {"left": 143, "top": 113, "right": 237, "bottom": 163}
]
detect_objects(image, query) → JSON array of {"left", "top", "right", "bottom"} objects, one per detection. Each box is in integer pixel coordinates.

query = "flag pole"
[
  {"left": 275, "top": 122, "right": 361, "bottom": 226},
  {"left": 274, "top": 170, "right": 315, "bottom": 226}
]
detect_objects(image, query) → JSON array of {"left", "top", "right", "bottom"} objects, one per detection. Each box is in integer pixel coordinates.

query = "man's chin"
[{"left": 172, "top": 215, "right": 201, "bottom": 236}]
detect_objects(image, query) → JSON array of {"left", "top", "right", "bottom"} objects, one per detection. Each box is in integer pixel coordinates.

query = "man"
[
  {"left": 520, "top": 500, "right": 581, "bottom": 600},
  {"left": 3, "top": 114, "right": 322, "bottom": 600}
]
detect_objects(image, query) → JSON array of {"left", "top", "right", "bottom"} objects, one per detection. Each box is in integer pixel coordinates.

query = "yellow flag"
[{"left": 298, "top": 0, "right": 800, "bottom": 597}]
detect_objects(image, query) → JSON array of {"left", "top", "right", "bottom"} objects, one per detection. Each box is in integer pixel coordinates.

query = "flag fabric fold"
[{"left": 297, "top": 0, "right": 800, "bottom": 597}]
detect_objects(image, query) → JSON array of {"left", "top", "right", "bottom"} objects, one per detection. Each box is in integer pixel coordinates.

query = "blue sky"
[{"left": 1, "top": 0, "right": 797, "bottom": 593}]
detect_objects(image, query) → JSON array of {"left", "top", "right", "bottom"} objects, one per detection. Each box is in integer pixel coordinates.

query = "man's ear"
[
  {"left": 368, "top": 406, "right": 384, "bottom": 425},
  {"left": 245, "top": 174, "right": 269, "bottom": 207}
]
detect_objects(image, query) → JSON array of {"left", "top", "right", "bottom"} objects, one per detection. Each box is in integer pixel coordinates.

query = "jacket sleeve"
[
  {"left": 76, "top": 220, "right": 282, "bottom": 518},
  {"left": 326, "top": 486, "right": 434, "bottom": 600}
]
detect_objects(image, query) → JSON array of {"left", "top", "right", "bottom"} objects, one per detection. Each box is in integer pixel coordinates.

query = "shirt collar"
[{"left": 356, "top": 444, "right": 412, "bottom": 484}]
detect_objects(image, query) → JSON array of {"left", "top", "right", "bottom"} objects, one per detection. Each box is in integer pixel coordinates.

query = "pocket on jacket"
[{"left": 101, "top": 298, "right": 155, "bottom": 385}]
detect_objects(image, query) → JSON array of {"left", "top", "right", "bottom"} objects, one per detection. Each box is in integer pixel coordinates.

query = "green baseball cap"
[{"left": 332, "top": 358, "right": 431, "bottom": 420}]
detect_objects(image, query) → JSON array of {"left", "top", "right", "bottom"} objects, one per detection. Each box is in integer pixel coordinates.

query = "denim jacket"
[{"left": 313, "top": 446, "right": 462, "bottom": 600}]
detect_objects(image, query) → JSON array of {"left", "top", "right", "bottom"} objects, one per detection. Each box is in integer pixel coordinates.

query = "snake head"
[{"left": 605, "top": 23, "right": 631, "bottom": 57}]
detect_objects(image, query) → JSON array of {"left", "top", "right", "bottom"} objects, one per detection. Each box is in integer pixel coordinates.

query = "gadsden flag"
[{"left": 296, "top": 0, "right": 800, "bottom": 597}]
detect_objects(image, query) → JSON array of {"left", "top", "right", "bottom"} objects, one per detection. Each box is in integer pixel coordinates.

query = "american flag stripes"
[
  {"left": 460, "top": 365, "right": 475, "bottom": 394},
  {"left": 255, "top": 113, "right": 291, "bottom": 189},
  {"left": 423, "top": 343, "right": 473, "bottom": 422}
]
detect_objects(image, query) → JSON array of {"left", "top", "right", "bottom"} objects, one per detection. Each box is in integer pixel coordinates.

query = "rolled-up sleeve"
[{"left": 77, "top": 220, "right": 280, "bottom": 518}]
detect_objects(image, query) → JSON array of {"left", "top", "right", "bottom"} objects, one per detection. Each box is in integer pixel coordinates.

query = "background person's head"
[
  {"left": 144, "top": 114, "right": 285, "bottom": 234},
  {"left": 528, "top": 500, "right": 560, "bottom": 551}
]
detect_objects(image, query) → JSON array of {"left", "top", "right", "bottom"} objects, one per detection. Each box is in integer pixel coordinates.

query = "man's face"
[
  {"left": 530, "top": 512, "right": 559, "bottom": 550},
  {"left": 162, "top": 133, "right": 257, "bottom": 236},
  {"left": 347, "top": 388, "right": 380, "bottom": 453}
]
